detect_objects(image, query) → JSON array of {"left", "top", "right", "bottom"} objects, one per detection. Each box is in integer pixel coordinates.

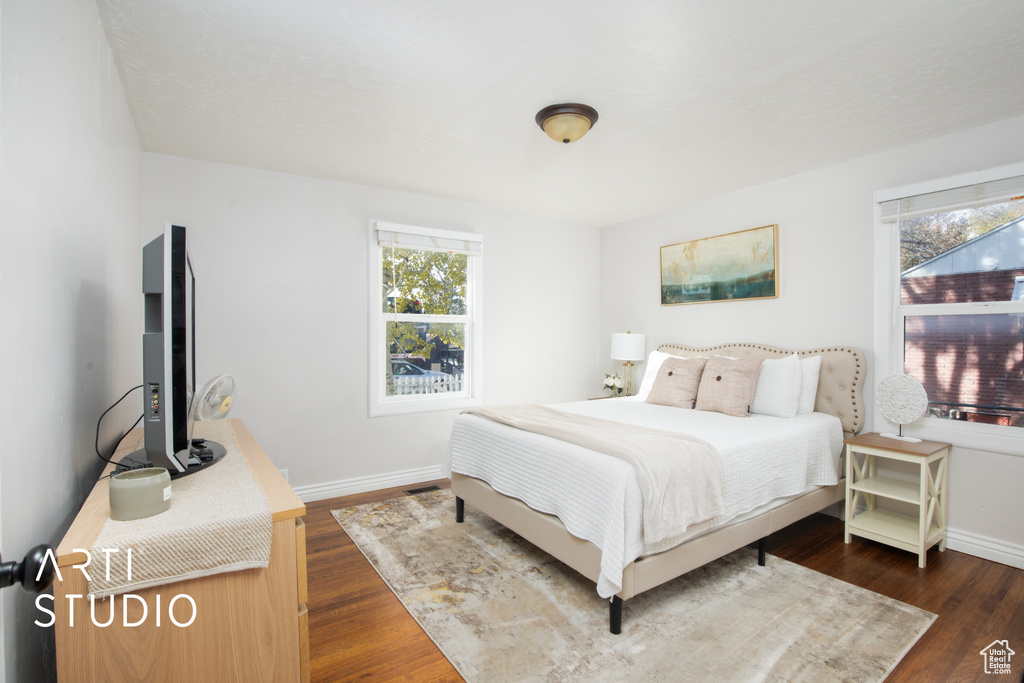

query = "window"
[
  {"left": 368, "top": 221, "right": 482, "bottom": 416},
  {"left": 878, "top": 165, "right": 1024, "bottom": 432}
]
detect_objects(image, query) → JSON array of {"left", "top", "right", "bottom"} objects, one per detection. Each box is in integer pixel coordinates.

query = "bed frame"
[{"left": 452, "top": 343, "right": 865, "bottom": 633}]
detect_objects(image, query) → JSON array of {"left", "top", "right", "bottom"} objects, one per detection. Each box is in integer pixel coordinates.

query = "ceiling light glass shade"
[
  {"left": 535, "top": 103, "right": 598, "bottom": 144},
  {"left": 543, "top": 113, "right": 591, "bottom": 143}
]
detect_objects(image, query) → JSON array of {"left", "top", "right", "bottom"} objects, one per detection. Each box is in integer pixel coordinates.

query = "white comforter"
[
  {"left": 443, "top": 398, "right": 843, "bottom": 598},
  {"left": 463, "top": 404, "right": 725, "bottom": 552}
]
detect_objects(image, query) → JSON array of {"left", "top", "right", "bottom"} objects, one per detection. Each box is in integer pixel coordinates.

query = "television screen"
[{"left": 119, "top": 224, "right": 225, "bottom": 478}]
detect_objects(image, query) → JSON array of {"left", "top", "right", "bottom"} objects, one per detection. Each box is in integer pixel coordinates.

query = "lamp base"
[{"left": 622, "top": 361, "right": 635, "bottom": 396}]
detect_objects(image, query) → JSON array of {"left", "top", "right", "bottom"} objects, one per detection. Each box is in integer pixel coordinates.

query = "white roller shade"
[
  {"left": 375, "top": 221, "right": 482, "bottom": 254},
  {"left": 879, "top": 174, "right": 1024, "bottom": 223}
]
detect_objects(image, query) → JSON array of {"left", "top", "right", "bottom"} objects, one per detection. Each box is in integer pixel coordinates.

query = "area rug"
[{"left": 333, "top": 489, "right": 935, "bottom": 682}]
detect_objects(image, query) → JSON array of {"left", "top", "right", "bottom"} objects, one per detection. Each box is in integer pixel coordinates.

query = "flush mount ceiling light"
[{"left": 535, "top": 103, "right": 599, "bottom": 144}]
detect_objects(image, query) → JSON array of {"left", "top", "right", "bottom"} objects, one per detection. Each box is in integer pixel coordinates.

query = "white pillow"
[
  {"left": 751, "top": 353, "right": 802, "bottom": 418},
  {"left": 797, "top": 355, "right": 822, "bottom": 413},
  {"left": 635, "top": 350, "right": 681, "bottom": 401}
]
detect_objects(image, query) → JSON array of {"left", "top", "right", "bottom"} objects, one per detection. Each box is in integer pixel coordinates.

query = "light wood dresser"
[{"left": 53, "top": 419, "right": 309, "bottom": 682}]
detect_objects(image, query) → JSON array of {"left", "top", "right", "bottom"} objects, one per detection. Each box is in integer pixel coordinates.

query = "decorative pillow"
[
  {"left": 695, "top": 357, "right": 763, "bottom": 417},
  {"left": 645, "top": 357, "right": 708, "bottom": 408},
  {"left": 751, "top": 354, "right": 802, "bottom": 418},
  {"left": 797, "top": 355, "right": 822, "bottom": 413},
  {"left": 635, "top": 350, "right": 681, "bottom": 401}
]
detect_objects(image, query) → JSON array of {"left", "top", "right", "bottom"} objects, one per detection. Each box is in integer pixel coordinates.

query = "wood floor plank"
[
  {"left": 306, "top": 481, "right": 1024, "bottom": 682},
  {"left": 306, "top": 481, "right": 461, "bottom": 682},
  {"left": 769, "top": 515, "right": 1024, "bottom": 683}
]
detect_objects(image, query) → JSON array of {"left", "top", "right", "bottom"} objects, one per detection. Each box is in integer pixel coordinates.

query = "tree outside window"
[
  {"left": 382, "top": 246, "right": 469, "bottom": 397},
  {"left": 369, "top": 221, "right": 482, "bottom": 415}
]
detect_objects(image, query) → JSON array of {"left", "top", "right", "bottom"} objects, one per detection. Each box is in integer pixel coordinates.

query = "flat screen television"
[{"left": 116, "top": 224, "right": 226, "bottom": 478}]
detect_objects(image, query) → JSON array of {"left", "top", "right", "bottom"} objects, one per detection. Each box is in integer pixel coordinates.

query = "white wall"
[
  {"left": 0, "top": 0, "right": 142, "bottom": 681},
  {"left": 600, "top": 114, "right": 1024, "bottom": 566},
  {"left": 142, "top": 154, "right": 601, "bottom": 496}
]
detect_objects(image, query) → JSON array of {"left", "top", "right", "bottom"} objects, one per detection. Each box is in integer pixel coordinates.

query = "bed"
[{"left": 444, "top": 343, "right": 864, "bottom": 633}]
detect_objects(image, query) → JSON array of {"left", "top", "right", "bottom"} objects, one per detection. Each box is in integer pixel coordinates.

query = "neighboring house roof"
[{"left": 903, "top": 215, "right": 1024, "bottom": 278}]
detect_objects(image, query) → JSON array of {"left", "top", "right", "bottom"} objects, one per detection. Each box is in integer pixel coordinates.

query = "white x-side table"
[{"left": 844, "top": 432, "right": 950, "bottom": 568}]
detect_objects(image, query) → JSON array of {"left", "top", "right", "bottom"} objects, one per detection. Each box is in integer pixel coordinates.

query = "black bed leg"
[
  {"left": 455, "top": 496, "right": 464, "bottom": 523},
  {"left": 758, "top": 537, "right": 766, "bottom": 566},
  {"left": 610, "top": 596, "right": 623, "bottom": 635}
]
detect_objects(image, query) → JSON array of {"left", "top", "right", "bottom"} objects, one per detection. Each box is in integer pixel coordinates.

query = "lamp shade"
[{"left": 610, "top": 332, "right": 646, "bottom": 361}]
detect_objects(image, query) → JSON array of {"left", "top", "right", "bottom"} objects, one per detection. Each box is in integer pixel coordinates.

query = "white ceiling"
[{"left": 96, "top": 0, "right": 1024, "bottom": 228}]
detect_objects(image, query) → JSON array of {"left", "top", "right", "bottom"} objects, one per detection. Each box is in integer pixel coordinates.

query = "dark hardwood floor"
[
  {"left": 306, "top": 480, "right": 460, "bottom": 683},
  {"left": 307, "top": 481, "right": 1024, "bottom": 682}
]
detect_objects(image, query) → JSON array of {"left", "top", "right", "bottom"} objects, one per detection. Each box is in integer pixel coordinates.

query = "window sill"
[
  {"left": 900, "top": 418, "right": 1023, "bottom": 457},
  {"left": 369, "top": 394, "right": 480, "bottom": 418}
]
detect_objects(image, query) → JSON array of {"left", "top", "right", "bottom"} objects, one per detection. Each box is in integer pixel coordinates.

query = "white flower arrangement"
[{"left": 603, "top": 372, "right": 624, "bottom": 397}]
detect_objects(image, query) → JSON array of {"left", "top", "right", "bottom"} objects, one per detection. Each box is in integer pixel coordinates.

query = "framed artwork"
[{"left": 660, "top": 224, "right": 778, "bottom": 305}]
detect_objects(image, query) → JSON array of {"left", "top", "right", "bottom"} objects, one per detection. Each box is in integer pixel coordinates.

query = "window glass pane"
[
  {"left": 381, "top": 246, "right": 468, "bottom": 315},
  {"left": 385, "top": 321, "right": 466, "bottom": 397},
  {"left": 904, "top": 314, "right": 1024, "bottom": 427},
  {"left": 899, "top": 199, "right": 1024, "bottom": 305}
]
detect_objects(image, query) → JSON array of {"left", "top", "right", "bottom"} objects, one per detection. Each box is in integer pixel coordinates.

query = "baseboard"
[
  {"left": 844, "top": 507, "right": 1024, "bottom": 569},
  {"left": 296, "top": 474, "right": 1024, "bottom": 571},
  {"left": 945, "top": 528, "right": 1024, "bottom": 570},
  {"left": 294, "top": 465, "right": 446, "bottom": 503}
]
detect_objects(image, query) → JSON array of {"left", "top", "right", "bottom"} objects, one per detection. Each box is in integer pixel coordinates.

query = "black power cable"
[{"left": 94, "top": 385, "right": 145, "bottom": 468}]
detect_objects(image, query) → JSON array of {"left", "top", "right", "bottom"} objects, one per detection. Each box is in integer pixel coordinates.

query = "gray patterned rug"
[{"left": 333, "top": 489, "right": 935, "bottom": 682}]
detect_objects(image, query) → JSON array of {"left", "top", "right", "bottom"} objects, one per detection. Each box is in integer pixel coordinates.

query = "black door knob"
[{"left": 0, "top": 544, "right": 56, "bottom": 593}]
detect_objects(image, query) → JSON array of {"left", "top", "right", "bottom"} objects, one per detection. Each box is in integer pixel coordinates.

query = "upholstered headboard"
[{"left": 657, "top": 343, "right": 865, "bottom": 437}]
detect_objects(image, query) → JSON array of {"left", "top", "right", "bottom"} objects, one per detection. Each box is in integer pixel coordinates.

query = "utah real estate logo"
[{"left": 979, "top": 640, "right": 1015, "bottom": 675}]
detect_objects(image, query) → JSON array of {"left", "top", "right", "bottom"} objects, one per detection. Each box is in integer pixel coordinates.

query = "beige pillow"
[
  {"left": 645, "top": 357, "right": 708, "bottom": 408},
  {"left": 695, "top": 357, "right": 764, "bottom": 417}
]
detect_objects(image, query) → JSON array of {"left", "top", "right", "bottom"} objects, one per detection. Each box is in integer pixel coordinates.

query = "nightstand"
[{"left": 844, "top": 432, "right": 950, "bottom": 568}]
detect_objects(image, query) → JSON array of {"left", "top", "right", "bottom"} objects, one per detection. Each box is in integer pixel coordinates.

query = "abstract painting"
[{"left": 661, "top": 225, "right": 778, "bottom": 305}]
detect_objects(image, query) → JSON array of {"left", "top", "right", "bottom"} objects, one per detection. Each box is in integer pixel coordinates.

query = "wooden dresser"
[{"left": 53, "top": 420, "right": 309, "bottom": 682}]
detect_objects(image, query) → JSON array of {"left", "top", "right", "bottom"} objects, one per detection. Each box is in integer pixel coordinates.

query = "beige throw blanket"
[{"left": 464, "top": 405, "right": 725, "bottom": 551}]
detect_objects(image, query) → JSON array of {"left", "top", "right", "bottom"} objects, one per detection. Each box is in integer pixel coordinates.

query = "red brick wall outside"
[
  {"left": 902, "top": 268, "right": 1024, "bottom": 304},
  {"left": 902, "top": 269, "right": 1024, "bottom": 427}
]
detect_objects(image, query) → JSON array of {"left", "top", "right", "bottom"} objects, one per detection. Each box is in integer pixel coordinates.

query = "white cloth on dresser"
[{"left": 88, "top": 420, "right": 272, "bottom": 599}]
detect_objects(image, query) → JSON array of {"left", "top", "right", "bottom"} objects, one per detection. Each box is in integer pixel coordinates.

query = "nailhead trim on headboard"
[{"left": 657, "top": 343, "right": 865, "bottom": 436}]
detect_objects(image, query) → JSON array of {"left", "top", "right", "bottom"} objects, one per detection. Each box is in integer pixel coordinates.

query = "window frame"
[
  {"left": 367, "top": 221, "right": 483, "bottom": 417},
  {"left": 875, "top": 161, "right": 1024, "bottom": 453}
]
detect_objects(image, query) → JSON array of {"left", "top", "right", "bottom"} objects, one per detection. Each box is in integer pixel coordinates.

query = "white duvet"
[{"left": 443, "top": 397, "right": 843, "bottom": 598}]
